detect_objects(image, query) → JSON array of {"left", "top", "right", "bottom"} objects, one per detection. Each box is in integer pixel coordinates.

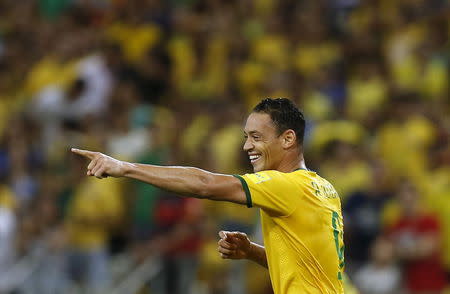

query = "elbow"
[{"left": 187, "top": 169, "right": 240, "bottom": 203}]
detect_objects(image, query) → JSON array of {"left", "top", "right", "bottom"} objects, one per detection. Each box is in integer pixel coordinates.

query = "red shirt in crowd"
[{"left": 389, "top": 213, "right": 447, "bottom": 292}]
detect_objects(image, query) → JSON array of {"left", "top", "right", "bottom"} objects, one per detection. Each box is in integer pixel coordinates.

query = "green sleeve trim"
[{"left": 232, "top": 175, "right": 253, "bottom": 208}]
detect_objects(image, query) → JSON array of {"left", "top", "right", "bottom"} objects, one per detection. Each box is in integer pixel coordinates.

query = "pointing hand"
[{"left": 71, "top": 148, "right": 128, "bottom": 178}]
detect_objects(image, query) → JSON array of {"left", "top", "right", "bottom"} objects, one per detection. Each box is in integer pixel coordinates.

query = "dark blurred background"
[{"left": 0, "top": 0, "right": 448, "bottom": 293}]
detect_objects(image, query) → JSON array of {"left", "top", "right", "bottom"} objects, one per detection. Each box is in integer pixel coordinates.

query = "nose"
[{"left": 243, "top": 138, "right": 253, "bottom": 152}]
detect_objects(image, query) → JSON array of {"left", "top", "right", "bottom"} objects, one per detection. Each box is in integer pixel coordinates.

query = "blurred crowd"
[{"left": 0, "top": 0, "right": 449, "bottom": 293}]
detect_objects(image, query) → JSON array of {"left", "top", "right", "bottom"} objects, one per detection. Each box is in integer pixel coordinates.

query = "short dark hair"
[{"left": 252, "top": 98, "right": 305, "bottom": 145}]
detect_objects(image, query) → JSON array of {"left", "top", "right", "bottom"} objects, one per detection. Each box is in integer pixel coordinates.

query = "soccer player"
[{"left": 72, "top": 98, "right": 344, "bottom": 294}]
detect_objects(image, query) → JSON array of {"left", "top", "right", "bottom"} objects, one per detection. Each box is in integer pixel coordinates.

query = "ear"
[{"left": 281, "top": 129, "right": 297, "bottom": 149}]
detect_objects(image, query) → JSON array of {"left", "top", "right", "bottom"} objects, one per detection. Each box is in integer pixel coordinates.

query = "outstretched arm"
[
  {"left": 71, "top": 148, "right": 247, "bottom": 205},
  {"left": 217, "top": 231, "right": 268, "bottom": 268}
]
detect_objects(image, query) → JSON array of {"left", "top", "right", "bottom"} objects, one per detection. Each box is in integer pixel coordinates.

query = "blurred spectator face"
[
  {"left": 67, "top": 79, "right": 86, "bottom": 101},
  {"left": 371, "top": 237, "right": 395, "bottom": 267},
  {"left": 37, "top": 197, "right": 58, "bottom": 227},
  {"left": 368, "top": 161, "right": 390, "bottom": 193},
  {"left": 334, "top": 142, "right": 356, "bottom": 163},
  {"left": 398, "top": 182, "right": 420, "bottom": 216},
  {"left": 243, "top": 112, "right": 287, "bottom": 172}
]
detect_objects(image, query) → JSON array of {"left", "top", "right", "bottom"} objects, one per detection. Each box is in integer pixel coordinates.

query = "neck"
[{"left": 277, "top": 153, "right": 306, "bottom": 173}]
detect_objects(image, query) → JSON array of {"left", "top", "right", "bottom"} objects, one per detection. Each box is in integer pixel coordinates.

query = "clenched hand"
[{"left": 217, "top": 231, "right": 252, "bottom": 260}]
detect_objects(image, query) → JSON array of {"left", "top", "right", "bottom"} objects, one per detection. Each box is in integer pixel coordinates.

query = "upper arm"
[
  {"left": 202, "top": 173, "right": 248, "bottom": 206},
  {"left": 238, "top": 171, "right": 303, "bottom": 216}
]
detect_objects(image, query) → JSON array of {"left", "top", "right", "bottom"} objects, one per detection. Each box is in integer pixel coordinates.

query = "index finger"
[
  {"left": 71, "top": 148, "right": 97, "bottom": 160},
  {"left": 219, "top": 231, "right": 229, "bottom": 240}
]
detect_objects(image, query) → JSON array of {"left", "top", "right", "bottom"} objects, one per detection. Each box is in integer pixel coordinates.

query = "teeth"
[{"left": 249, "top": 155, "right": 260, "bottom": 161}]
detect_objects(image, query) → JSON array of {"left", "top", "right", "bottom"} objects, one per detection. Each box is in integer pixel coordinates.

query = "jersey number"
[{"left": 332, "top": 211, "right": 345, "bottom": 280}]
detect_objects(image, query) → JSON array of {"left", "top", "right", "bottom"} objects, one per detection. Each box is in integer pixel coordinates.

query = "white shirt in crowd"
[{"left": 354, "top": 263, "right": 402, "bottom": 294}]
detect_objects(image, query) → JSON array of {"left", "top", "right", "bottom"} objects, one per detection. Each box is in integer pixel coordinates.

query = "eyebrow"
[{"left": 244, "top": 131, "right": 262, "bottom": 136}]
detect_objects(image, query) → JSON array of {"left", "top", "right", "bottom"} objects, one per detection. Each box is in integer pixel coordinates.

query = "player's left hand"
[
  {"left": 217, "top": 230, "right": 251, "bottom": 260},
  {"left": 71, "top": 148, "right": 127, "bottom": 178}
]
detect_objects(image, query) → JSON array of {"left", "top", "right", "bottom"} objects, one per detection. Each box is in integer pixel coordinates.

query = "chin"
[{"left": 252, "top": 164, "right": 264, "bottom": 173}]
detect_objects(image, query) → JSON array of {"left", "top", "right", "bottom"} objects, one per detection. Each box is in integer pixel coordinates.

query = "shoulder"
[
  {"left": 243, "top": 169, "right": 311, "bottom": 183},
  {"left": 241, "top": 170, "right": 283, "bottom": 184}
]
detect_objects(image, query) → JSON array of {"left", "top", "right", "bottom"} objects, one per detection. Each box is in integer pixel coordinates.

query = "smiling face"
[{"left": 243, "top": 112, "right": 287, "bottom": 172}]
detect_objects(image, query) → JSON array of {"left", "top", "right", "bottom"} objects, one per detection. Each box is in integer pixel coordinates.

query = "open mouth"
[{"left": 249, "top": 154, "right": 261, "bottom": 164}]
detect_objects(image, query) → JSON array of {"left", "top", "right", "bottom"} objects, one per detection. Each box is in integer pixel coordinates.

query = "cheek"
[
  {"left": 262, "top": 142, "right": 280, "bottom": 160},
  {"left": 274, "top": 144, "right": 287, "bottom": 160}
]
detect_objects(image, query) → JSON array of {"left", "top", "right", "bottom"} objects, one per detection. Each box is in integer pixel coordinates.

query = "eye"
[{"left": 252, "top": 135, "right": 261, "bottom": 141}]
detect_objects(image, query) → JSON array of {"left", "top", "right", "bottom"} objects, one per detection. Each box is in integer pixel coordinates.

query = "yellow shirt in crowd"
[
  {"left": 65, "top": 177, "right": 123, "bottom": 250},
  {"left": 234, "top": 169, "right": 344, "bottom": 294}
]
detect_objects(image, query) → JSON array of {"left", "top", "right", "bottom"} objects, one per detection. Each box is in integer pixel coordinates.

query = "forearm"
[
  {"left": 124, "top": 163, "right": 213, "bottom": 197},
  {"left": 248, "top": 242, "right": 268, "bottom": 268},
  {"left": 123, "top": 163, "right": 245, "bottom": 204}
]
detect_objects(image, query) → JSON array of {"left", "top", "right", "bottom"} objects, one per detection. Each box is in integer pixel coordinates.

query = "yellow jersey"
[
  {"left": 65, "top": 178, "right": 123, "bottom": 250},
  {"left": 234, "top": 169, "right": 344, "bottom": 294}
]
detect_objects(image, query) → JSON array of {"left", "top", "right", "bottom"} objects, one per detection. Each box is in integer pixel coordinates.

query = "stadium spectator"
[
  {"left": 388, "top": 182, "right": 447, "bottom": 294},
  {"left": 0, "top": 182, "right": 16, "bottom": 276},
  {"left": 149, "top": 196, "right": 204, "bottom": 294},
  {"left": 64, "top": 161, "right": 124, "bottom": 293},
  {"left": 354, "top": 237, "right": 402, "bottom": 294},
  {"left": 344, "top": 162, "right": 392, "bottom": 271}
]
